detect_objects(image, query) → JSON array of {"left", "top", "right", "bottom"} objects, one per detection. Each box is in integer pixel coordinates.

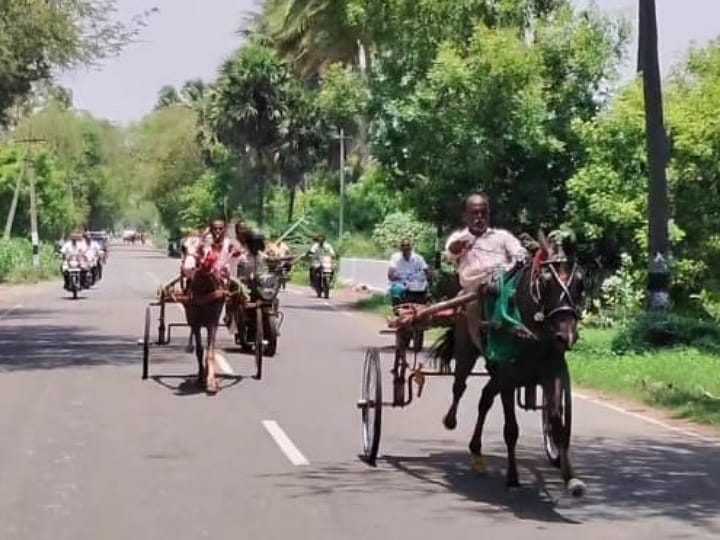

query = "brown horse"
[
  {"left": 433, "top": 231, "right": 586, "bottom": 495},
  {"left": 181, "top": 234, "right": 226, "bottom": 394}
]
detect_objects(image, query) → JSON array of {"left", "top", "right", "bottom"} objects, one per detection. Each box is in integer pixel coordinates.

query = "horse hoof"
[
  {"left": 206, "top": 379, "right": 218, "bottom": 395},
  {"left": 506, "top": 478, "right": 521, "bottom": 490},
  {"left": 470, "top": 453, "right": 487, "bottom": 474},
  {"left": 443, "top": 413, "right": 457, "bottom": 431},
  {"left": 567, "top": 478, "right": 586, "bottom": 498}
]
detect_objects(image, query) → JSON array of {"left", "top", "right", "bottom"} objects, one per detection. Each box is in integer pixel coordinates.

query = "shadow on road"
[
  {"left": 0, "top": 317, "right": 138, "bottom": 372},
  {"left": 264, "top": 435, "right": 720, "bottom": 531},
  {"left": 150, "top": 374, "right": 244, "bottom": 396}
]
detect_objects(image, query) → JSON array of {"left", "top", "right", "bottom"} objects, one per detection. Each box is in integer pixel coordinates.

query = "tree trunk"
[{"left": 287, "top": 184, "right": 296, "bottom": 224}]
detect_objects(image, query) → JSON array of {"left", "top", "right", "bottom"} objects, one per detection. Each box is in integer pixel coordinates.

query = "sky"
[{"left": 57, "top": 0, "right": 720, "bottom": 125}]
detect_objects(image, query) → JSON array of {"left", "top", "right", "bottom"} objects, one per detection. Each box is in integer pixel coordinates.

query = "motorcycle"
[
  {"left": 231, "top": 234, "right": 283, "bottom": 380},
  {"left": 63, "top": 255, "right": 86, "bottom": 299},
  {"left": 311, "top": 255, "right": 334, "bottom": 299},
  {"left": 390, "top": 276, "right": 430, "bottom": 352}
]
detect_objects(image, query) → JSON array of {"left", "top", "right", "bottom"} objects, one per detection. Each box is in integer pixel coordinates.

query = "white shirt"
[
  {"left": 61, "top": 241, "right": 84, "bottom": 258},
  {"left": 389, "top": 251, "right": 428, "bottom": 285},
  {"left": 444, "top": 227, "right": 527, "bottom": 292}
]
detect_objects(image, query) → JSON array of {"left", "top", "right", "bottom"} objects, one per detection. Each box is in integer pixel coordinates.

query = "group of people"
[
  {"left": 178, "top": 220, "right": 336, "bottom": 290},
  {"left": 386, "top": 193, "right": 528, "bottom": 310},
  {"left": 59, "top": 231, "right": 107, "bottom": 289}
]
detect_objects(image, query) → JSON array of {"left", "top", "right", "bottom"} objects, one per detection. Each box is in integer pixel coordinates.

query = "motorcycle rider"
[
  {"left": 388, "top": 238, "right": 430, "bottom": 307},
  {"left": 84, "top": 231, "right": 103, "bottom": 283},
  {"left": 308, "top": 234, "right": 336, "bottom": 287},
  {"left": 60, "top": 232, "right": 87, "bottom": 289}
]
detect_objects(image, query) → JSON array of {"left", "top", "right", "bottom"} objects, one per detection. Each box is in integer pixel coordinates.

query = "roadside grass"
[
  {"left": 0, "top": 239, "right": 59, "bottom": 284},
  {"left": 568, "top": 328, "right": 720, "bottom": 428},
  {"left": 348, "top": 292, "right": 720, "bottom": 429}
]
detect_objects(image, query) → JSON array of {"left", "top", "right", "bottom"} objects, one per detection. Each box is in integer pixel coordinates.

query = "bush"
[
  {"left": 0, "top": 238, "right": 59, "bottom": 283},
  {"left": 612, "top": 311, "right": 720, "bottom": 355},
  {"left": 371, "top": 211, "right": 435, "bottom": 259}
]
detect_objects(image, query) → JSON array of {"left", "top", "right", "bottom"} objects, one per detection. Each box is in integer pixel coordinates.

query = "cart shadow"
[
  {"left": 262, "top": 434, "right": 720, "bottom": 531},
  {"left": 149, "top": 374, "right": 243, "bottom": 396}
]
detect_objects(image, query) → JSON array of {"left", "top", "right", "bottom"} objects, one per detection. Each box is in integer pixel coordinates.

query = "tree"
[
  {"left": 210, "top": 41, "right": 292, "bottom": 225},
  {"left": 365, "top": 2, "right": 627, "bottom": 236},
  {"left": 0, "top": 0, "right": 155, "bottom": 126}
]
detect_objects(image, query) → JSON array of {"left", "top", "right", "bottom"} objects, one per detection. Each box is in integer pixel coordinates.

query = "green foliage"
[
  {"left": 317, "top": 63, "right": 369, "bottom": 132},
  {"left": 612, "top": 312, "right": 720, "bottom": 356},
  {"left": 0, "top": 0, "right": 154, "bottom": 126},
  {"left": 371, "top": 211, "right": 435, "bottom": 259},
  {"left": 566, "top": 40, "right": 720, "bottom": 299},
  {"left": 0, "top": 239, "right": 58, "bottom": 283}
]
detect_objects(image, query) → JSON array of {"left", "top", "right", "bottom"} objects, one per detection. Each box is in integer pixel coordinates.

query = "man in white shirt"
[
  {"left": 441, "top": 193, "right": 528, "bottom": 431},
  {"left": 388, "top": 238, "right": 429, "bottom": 306}
]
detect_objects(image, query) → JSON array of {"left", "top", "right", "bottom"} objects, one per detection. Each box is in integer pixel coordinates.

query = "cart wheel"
[
  {"left": 359, "top": 347, "right": 382, "bottom": 465},
  {"left": 142, "top": 306, "right": 150, "bottom": 380},
  {"left": 542, "top": 369, "right": 572, "bottom": 468},
  {"left": 254, "top": 308, "right": 263, "bottom": 380}
]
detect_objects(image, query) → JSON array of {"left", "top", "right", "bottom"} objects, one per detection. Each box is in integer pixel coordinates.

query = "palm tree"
[
  {"left": 154, "top": 85, "right": 181, "bottom": 110},
  {"left": 249, "top": 0, "right": 368, "bottom": 79},
  {"left": 210, "top": 41, "right": 291, "bottom": 226}
]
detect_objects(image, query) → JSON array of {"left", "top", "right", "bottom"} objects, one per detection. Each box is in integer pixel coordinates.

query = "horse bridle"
[{"left": 531, "top": 260, "right": 581, "bottom": 323}]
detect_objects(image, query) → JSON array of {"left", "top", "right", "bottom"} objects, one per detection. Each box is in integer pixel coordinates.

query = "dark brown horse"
[
  {"left": 433, "top": 231, "right": 586, "bottom": 495},
  {"left": 183, "top": 255, "right": 227, "bottom": 394}
]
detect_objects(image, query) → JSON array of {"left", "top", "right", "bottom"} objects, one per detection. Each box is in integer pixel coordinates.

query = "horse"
[
  {"left": 180, "top": 234, "right": 226, "bottom": 394},
  {"left": 433, "top": 231, "right": 586, "bottom": 495}
]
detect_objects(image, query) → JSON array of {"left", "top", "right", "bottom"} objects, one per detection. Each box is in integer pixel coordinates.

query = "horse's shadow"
[
  {"left": 150, "top": 374, "right": 244, "bottom": 396},
  {"left": 381, "top": 451, "right": 578, "bottom": 523}
]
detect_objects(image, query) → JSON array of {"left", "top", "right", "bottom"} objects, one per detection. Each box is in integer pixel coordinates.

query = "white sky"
[{"left": 57, "top": 0, "right": 720, "bottom": 125}]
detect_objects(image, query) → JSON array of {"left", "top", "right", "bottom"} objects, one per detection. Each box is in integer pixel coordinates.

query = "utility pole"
[
  {"left": 638, "top": 0, "right": 671, "bottom": 311},
  {"left": 334, "top": 128, "right": 351, "bottom": 240},
  {"left": 3, "top": 137, "right": 45, "bottom": 242}
]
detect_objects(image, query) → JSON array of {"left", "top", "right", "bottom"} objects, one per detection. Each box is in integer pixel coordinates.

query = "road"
[{"left": 0, "top": 245, "right": 719, "bottom": 540}]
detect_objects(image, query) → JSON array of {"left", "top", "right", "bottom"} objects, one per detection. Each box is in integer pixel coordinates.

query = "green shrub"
[
  {"left": 612, "top": 311, "right": 720, "bottom": 355},
  {"left": 0, "top": 238, "right": 59, "bottom": 283},
  {"left": 371, "top": 211, "right": 435, "bottom": 259}
]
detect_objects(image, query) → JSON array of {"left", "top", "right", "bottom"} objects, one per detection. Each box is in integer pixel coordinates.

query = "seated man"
[
  {"left": 388, "top": 238, "right": 430, "bottom": 307},
  {"left": 444, "top": 193, "right": 527, "bottom": 350}
]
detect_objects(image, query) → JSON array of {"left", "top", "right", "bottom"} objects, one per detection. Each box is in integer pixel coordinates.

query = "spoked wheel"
[
  {"left": 142, "top": 306, "right": 151, "bottom": 380},
  {"left": 542, "top": 369, "right": 572, "bottom": 468},
  {"left": 254, "top": 308, "right": 264, "bottom": 380},
  {"left": 359, "top": 347, "right": 382, "bottom": 465}
]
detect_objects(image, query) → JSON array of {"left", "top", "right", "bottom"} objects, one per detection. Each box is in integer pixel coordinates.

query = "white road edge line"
[
  {"left": 0, "top": 303, "right": 21, "bottom": 320},
  {"left": 262, "top": 420, "right": 310, "bottom": 466},
  {"left": 574, "top": 392, "right": 720, "bottom": 445}
]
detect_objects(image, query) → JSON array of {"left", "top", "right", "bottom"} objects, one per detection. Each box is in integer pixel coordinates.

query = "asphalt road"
[{"left": 1, "top": 245, "right": 719, "bottom": 540}]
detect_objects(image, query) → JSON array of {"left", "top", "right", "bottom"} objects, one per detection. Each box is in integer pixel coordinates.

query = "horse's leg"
[
  {"left": 443, "top": 307, "right": 480, "bottom": 430},
  {"left": 205, "top": 321, "right": 219, "bottom": 394},
  {"left": 193, "top": 325, "right": 204, "bottom": 384},
  {"left": 467, "top": 376, "right": 500, "bottom": 473},
  {"left": 546, "top": 371, "right": 586, "bottom": 497},
  {"left": 500, "top": 387, "right": 520, "bottom": 488}
]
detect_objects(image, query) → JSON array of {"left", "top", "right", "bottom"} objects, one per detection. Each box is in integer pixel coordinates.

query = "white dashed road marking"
[{"left": 262, "top": 420, "right": 309, "bottom": 466}]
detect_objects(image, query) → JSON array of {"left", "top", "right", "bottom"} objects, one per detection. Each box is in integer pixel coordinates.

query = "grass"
[
  {"left": 568, "top": 328, "right": 720, "bottom": 428},
  {"left": 0, "top": 239, "right": 60, "bottom": 284}
]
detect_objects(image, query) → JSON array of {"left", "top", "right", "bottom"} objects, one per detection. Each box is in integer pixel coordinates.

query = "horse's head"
[{"left": 531, "top": 230, "right": 584, "bottom": 352}]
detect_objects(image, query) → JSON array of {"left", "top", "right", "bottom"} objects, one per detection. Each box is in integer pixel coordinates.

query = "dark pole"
[{"left": 638, "top": 0, "right": 671, "bottom": 311}]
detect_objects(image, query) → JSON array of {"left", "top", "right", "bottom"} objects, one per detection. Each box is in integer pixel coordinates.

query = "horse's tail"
[{"left": 428, "top": 327, "right": 455, "bottom": 371}]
